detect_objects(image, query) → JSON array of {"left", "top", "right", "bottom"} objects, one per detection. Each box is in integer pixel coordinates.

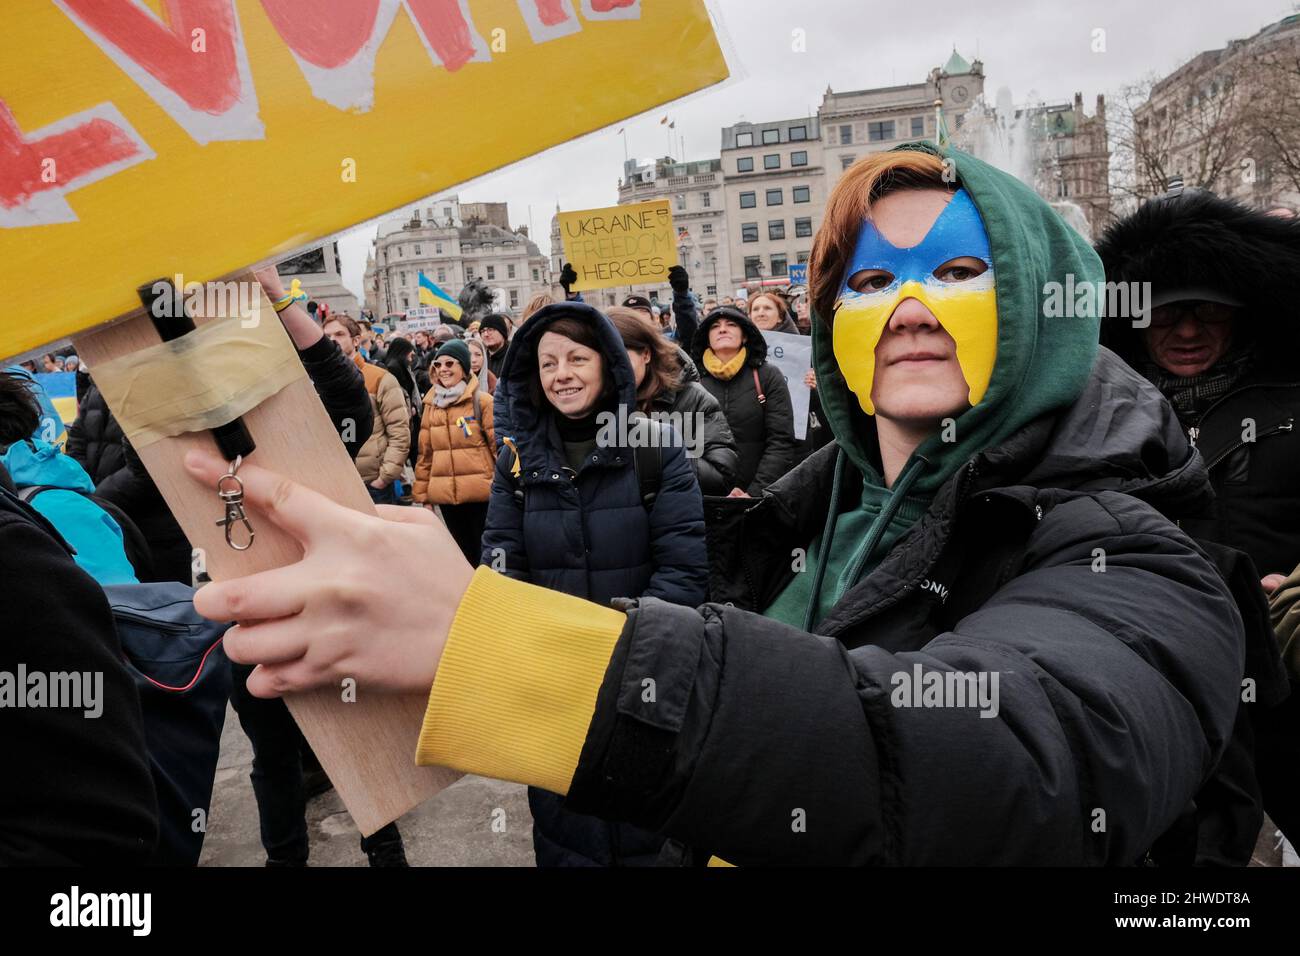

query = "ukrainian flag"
[{"left": 418, "top": 273, "right": 463, "bottom": 321}]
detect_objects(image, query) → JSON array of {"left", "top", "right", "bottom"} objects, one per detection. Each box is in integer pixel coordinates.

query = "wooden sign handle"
[{"left": 73, "top": 278, "right": 459, "bottom": 836}]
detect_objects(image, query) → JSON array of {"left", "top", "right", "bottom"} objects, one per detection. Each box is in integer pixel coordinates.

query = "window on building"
[
  {"left": 396, "top": 246, "right": 403, "bottom": 257},
  {"left": 766, "top": 188, "right": 783, "bottom": 206},
  {"left": 741, "top": 223, "right": 759, "bottom": 242},
  {"left": 771, "top": 254, "right": 788, "bottom": 277},
  {"left": 400, "top": 271, "right": 407, "bottom": 285},
  {"left": 791, "top": 150, "right": 808, "bottom": 167},
  {"left": 763, "top": 154, "right": 780, "bottom": 170},
  {"left": 768, "top": 219, "right": 785, "bottom": 240},
  {"left": 839, "top": 124, "right": 852, "bottom": 145},
  {"left": 740, "top": 191, "right": 756, "bottom": 208},
  {"left": 793, "top": 186, "right": 811, "bottom": 204},
  {"left": 955, "top": 113, "right": 965, "bottom": 130},
  {"left": 797, "top": 251, "right": 810, "bottom": 265},
  {"left": 486, "top": 265, "right": 495, "bottom": 280},
  {"left": 737, "top": 156, "right": 754, "bottom": 173},
  {"left": 676, "top": 194, "right": 686, "bottom": 211},
  {"left": 789, "top": 125, "right": 807, "bottom": 141},
  {"left": 435, "top": 242, "right": 443, "bottom": 254},
  {"left": 437, "top": 268, "right": 446, "bottom": 283},
  {"left": 736, "top": 131, "right": 753, "bottom": 147},
  {"left": 795, "top": 217, "right": 812, "bottom": 238},
  {"left": 744, "top": 256, "right": 762, "bottom": 279},
  {"left": 508, "top": 264, "right": 516, "bottom": 279},
  {"left": 911, "top": 116, "right": 925, "bottom": 137},
  {"left": 841, "top": 155, "right": 856, "bottom": 170},
  {"left": 702, "top": 223, "right": 713, "bottom": 236},
  {"left": 761, "top": 128, "right": 778, "bottom": 144},
  {"left": 706, "top": 284, "right": 717, "bottom": 296},
  {"left": 467, "top": 267, "right": 476, "bottom": 280},
  {"left": 532, "top": 268, "right": 540, "bottom": 281},
  {"left": 868, "top": 120, "right": 895, "bottom": 142},
  {"left": 510, "top": 289, "right": 519, "bottom": 308},
  {"left": 414, "top": 244, "right": 422, "bottom": 255},
  {"left": 702, "top": 192, "right": 712, "bottom": 208}
]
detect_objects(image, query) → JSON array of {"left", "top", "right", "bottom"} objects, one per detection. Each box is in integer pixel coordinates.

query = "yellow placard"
[
  {"left": 559, "top": 198, "right": 678, "bottom": 290},
  {"left": 0, "top": 0, "right": 727, "bottom": 358}
]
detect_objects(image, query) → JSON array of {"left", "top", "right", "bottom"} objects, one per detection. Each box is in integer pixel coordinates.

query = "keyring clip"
[{"left": 215, "top": 454, "right": 256, "bottom": 551}]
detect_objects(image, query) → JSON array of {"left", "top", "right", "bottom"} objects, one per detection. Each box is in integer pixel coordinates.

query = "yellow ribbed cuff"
[{"left": 416, "top": 567, "right": 627, "bottom": 795}]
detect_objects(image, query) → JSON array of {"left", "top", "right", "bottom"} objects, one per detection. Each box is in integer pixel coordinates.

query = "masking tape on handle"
[{"left": 91, "top": 314, "right": 304, "bottom": 449}]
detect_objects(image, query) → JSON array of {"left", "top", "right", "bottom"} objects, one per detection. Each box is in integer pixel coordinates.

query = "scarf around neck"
[
  {"left": 703, "top": 347, "right": 748, "bottom": 381},
  {"left": 1142, "top": 347, "right": 1254, "bottom": 427},
  {"left": 433, "top": 380, "right": 468, "bottom": 408}
]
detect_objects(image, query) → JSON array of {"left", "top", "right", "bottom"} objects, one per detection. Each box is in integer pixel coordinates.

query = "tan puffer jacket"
[
  {"left": 413, "top": 376, "right": 495, "bottom": 505},
  {"left": 355, "top": 361, "right": 412, "bottom": 484}
]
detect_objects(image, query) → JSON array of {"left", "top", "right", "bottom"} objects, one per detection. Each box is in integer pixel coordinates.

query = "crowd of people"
[{"left": 4, "top": 141, "right": 1300, "bottom": 867}]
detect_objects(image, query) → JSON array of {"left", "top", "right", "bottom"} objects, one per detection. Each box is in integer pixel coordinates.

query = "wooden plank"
[{"left": 74, "top": 280, "right": 460, "bottom": 836}]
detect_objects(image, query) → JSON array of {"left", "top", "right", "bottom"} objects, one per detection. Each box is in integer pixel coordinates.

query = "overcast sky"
[{"left": 335, "top": 0, "right": 1298, "bottom": 300}]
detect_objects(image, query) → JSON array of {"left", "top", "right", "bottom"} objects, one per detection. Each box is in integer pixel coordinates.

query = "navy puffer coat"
[
  {"left": 481, "top": 301, "right": 707, "bottom": 867},
  {"left": 481, "top": 302, "right": 706, "bottom": 607}
]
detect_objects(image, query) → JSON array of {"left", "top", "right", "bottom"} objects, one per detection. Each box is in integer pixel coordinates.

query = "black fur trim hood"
[{"left": 1095, "top": 189, "right": 1300, "bottom": 362}]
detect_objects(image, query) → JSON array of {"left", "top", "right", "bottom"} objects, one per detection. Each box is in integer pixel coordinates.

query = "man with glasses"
[{"left": 1098, "top": 184, "right": 1300, "bottom": 859}]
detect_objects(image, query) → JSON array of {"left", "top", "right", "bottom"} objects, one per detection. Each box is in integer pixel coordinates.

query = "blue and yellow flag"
[{"left": 418, "top": 273, "right": 463, "bottom": 321}]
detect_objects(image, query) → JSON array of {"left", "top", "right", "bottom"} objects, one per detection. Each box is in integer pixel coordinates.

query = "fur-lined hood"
[{"left": 1095, "top": 189, "right": 1300, "bottom": 362}]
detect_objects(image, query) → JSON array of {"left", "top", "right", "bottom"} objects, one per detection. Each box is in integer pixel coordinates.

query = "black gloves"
[
  {"left": 560, "top": 262, "right": 578, "bottom": 292},
  {"left": 668, "top": 265, "right": 690, "bottom": 295}
]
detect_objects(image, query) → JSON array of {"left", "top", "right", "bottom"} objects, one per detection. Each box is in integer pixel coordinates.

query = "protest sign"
[
  {"left": 787, "top": 263, "right": 807, "bottom": 286},
  {"left": 0, "top": 0, "right": 727, "bottom": 358},
  {"left": 558, "top": 199, "right": 678, "bottom": 291},
  {"left": 762, "top": 329, "right": 812, "bottom": 440}
]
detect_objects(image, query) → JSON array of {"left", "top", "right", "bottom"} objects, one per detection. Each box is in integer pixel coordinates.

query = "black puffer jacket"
[
  {"left": 482, "top": 301, "right": 707, "bottom": 867},
  {"left": 66, "top": 385, "right": 125, "bottom": 484},
  {"left": 564, "top": 350, "right": 1248, "bottom": 865},
  {"left": 1097, "top": 188, "right": 1300, "bottom": 578},
  {"left": 691, "top": 307, "right": 794, "bottom": 495},
  {"left": 0, "top": 466, "right": 158, "bottom": 863},
  {"left": 651, "top": 381, "right": 738, "bottom": 496}
]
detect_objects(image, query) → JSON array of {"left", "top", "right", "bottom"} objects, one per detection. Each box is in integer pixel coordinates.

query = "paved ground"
[{"left": 199, "top": 704, "right": 535, "bottom": 867}]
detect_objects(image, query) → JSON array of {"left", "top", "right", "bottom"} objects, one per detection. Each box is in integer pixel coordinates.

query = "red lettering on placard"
[
  {"left": 404, "top": 0, "right": 482, "bottom": 72},
  {"left": 590, "top": 0, "right": 637, "bottom": 9},
  {"left": 533, "top": 0, "right": 574, "bottom": 25},
  {"left": 58, "top": 0, "right": 242, "bottom": 114},
  {"left": 0, "top": 101, "right": 142, "bottom": 211},
  {"left": 259, "top": 0, "right": 383, "bottom": 70}
]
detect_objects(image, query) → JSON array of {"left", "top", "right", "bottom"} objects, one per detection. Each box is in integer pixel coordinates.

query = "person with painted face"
[{"left": 183, "top": 147, "right": 1243, "bottom": 865}]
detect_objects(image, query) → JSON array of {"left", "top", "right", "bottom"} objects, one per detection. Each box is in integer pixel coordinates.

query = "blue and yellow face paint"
[{"left": 832, "top": 188, "right": 998, "bottom": 415}]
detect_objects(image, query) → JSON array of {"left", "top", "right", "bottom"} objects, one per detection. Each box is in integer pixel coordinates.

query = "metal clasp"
[{"left": 215, "top": 455, "right": 255, "bottom": 551}]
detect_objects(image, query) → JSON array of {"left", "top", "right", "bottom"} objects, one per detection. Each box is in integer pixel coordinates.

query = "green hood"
[
  {"left": 766, "top": 143, "right": 1102, "bottom": 630},
  {"left": 812, "top": 142, "right": 1103, "bottom": 495}
]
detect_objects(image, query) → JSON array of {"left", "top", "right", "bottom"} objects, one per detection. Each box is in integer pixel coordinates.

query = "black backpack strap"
[{"left": 631, "top": 414, "right": 664, "bottom": 510}]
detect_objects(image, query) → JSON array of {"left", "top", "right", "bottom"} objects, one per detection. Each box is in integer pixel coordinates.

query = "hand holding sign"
[{"left": 559, "top": 200, "right": 679, "bottom": 291}]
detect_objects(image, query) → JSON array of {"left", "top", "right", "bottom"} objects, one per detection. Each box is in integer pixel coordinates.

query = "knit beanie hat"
[
  {"left": 480, "top": 313, "right": 510, "bottom": 340},
  {"left": 434, "top": 338, "right": 472, "bottom": 377}
]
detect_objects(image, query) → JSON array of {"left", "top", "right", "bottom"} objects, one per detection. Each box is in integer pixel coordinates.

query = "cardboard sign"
[
  {"left": 558, "top": 199, "right": 678, "bottom": 291},
  {"left": 787, "top": 263, "right": 807, "bottom": 286},
  {"left": 762, "top": 329, "right": 811, "bottom": 440},
  {"left": 0, "top": 0, "right": 727, "bottom": 358}
]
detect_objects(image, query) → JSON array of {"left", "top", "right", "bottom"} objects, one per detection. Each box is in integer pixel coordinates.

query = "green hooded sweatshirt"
[{"left": 765, "top": 143, "right": 1103, "bottom": 630}]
